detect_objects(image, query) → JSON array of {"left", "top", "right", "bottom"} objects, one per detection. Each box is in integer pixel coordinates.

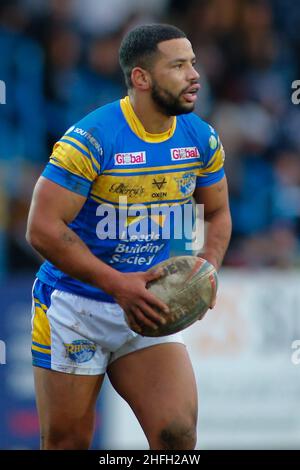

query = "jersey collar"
[{"left": 120, "top": 96, "right": 176, "bottom": 143}]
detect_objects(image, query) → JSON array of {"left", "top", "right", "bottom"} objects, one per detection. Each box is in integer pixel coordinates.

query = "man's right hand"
[{"left": 110, "top": 270, "right": 169, "bottom": 334}]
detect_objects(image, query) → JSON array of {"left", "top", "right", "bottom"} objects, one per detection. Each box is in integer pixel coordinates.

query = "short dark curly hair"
[{"left": 119, "top": 24, "right": 186, "bottom": 88}]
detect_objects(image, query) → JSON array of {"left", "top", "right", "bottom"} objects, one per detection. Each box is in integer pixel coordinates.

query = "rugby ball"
[{"left": 137, "top": 256, "right": 218, "bottom": 337}]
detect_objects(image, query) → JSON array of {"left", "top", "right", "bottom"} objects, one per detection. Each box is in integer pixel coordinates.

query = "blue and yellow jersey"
[{"left": 37, "top": 96, "right": 225, "bottom": 301}]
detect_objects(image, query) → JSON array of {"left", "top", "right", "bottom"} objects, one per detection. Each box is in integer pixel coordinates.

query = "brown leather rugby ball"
[{"left": 132, "top": 255, "right": 218, "bottom": 337}]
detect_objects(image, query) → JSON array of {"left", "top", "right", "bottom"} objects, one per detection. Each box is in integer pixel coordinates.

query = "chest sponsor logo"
[
  {"left": 152, "top": 177, "right": 167, "bottom": 198},
  {"left": 109, "top": 183, "right": 145, "bottom": 197},
  {"left": 152, "top": 177, "right": 167, "bottom": 190},
  {"left": 114, "top": 151, "right": 146, "bottom": 166},
  {"left": 171, "top": 147, "right": 200, "bottom": 161},
  {"left": 175, "top": 172, "right": 196, "bottom": 196}
]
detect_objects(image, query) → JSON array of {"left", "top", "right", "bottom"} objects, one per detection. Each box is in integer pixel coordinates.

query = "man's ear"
[{"left": 131, "top": 67, "right": 152, "bottom": 91}]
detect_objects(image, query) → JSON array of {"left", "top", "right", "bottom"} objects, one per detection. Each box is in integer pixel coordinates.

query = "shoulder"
[
  {"left": 72, "top": 100, "right": 124, "bottom": 140},
  {"left": 177, "top": 113, "right": 219, "bottom": 142},
  {"left": 54, "top": 101, "right": 121, "bottom": 164},
  {"left": 178, "top": 113, "right": 225, "bottom": 175},
  {"left": 61, "top": 100, "right": 126, "bottom": 159},
  {"left": 178, "top": 113, "right": 222, "bottom": 163}
]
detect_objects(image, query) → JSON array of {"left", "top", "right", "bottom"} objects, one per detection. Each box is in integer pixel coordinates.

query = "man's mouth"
[{"left": 182, "top": 84, "right": 200, "bottom": 103}]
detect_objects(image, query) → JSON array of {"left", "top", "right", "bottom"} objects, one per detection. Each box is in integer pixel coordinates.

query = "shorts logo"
[
  {"left": 64, "top": 340, "right": 96, "bottom": 363},
  {"left": 175, "top": 172, "right": 196, "bottom": 196},
  {"left": 114, "top": 151, "right": 146, "bottom": 166},
  {"left": 171, "top": 147, "right": 199, "bottom": 161}
]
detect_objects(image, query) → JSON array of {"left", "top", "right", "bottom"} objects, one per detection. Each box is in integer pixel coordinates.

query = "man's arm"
[
  {"left": 26, "top": 177, "right": 168, "bottom": 331},
  {"left": 26, "top": 177, "right": 118, "bottom": 290},
  {"left": 193, "top": 176, "right": 232, "bottom": 271}
]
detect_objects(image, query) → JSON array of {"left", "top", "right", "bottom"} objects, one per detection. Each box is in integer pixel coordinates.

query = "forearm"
[
  {"left": 199, "top": 207, "right": 232, "bottom": 271},
  {"left": 27, "top": 220, "right": 122, "bottom": 295}
]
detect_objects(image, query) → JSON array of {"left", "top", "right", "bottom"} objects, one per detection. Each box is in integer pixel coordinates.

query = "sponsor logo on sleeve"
[
  {"left": 209, "top": 135, "right": 218, "bottom": 150},
  {"left": 64, "top": 126, "right": 103, "bottom": 155}
]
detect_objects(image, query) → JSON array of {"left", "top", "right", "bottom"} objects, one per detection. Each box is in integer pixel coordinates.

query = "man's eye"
[{"left": 175, "top": 64, "right": 183, "bottom": 69}]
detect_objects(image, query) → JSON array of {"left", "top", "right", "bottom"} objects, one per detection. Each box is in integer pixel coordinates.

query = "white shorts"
[{"left": 31, "top": 279, "right": 184, "bottom": 375}]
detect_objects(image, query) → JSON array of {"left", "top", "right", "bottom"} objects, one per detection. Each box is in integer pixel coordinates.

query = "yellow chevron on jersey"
[
  {"left": 150, "top": 214, "right": 167, "bottom": 227},
  {"left": 122, "top": 214, "right": 167, "bottom": 228}
]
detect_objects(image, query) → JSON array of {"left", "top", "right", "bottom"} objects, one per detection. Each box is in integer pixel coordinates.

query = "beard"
[{"left": 151, "top": 79, "right": 195, "bottom": 116}]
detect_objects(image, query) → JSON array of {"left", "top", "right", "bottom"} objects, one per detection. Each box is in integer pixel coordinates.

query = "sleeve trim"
[
  {"left": 42, "top": 163, "right": 91, "bottom": 197},
  {"left": 60, "top": 138, "right": 101, "bottom": 174},
  {"left": 195, "top": 168, "right": 225, "bottom": 187}
]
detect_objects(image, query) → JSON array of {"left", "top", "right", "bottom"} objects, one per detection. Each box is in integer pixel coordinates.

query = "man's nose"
[{"left": 187, "top": 66, "right": 200, "bottom": 82}]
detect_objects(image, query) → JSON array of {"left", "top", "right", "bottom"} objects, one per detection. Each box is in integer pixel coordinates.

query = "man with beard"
[{"left": 26, "top": 24, "right": 231, "bottom": 450}]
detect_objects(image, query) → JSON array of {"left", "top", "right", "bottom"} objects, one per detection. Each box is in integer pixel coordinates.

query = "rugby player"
[{"left": 26, "top": 24, "right": 231, "bottom": 450}]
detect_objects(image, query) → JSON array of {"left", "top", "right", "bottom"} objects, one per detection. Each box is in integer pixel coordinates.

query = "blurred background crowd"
[{"left": 0, "top": 0, "right": 300, "bottom": 278}]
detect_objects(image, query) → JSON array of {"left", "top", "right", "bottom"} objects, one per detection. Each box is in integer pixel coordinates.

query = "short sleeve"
[
  {"left": 196, "top": 127, "right": 225, "bottom": 187},
  {"left": 42, "top": 125, "right": 103, "bottom": 196}
]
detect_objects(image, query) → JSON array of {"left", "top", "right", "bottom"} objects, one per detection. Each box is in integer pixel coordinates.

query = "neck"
[{"left": 128, "top": 90, "right": 174, "bottom": 134}]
